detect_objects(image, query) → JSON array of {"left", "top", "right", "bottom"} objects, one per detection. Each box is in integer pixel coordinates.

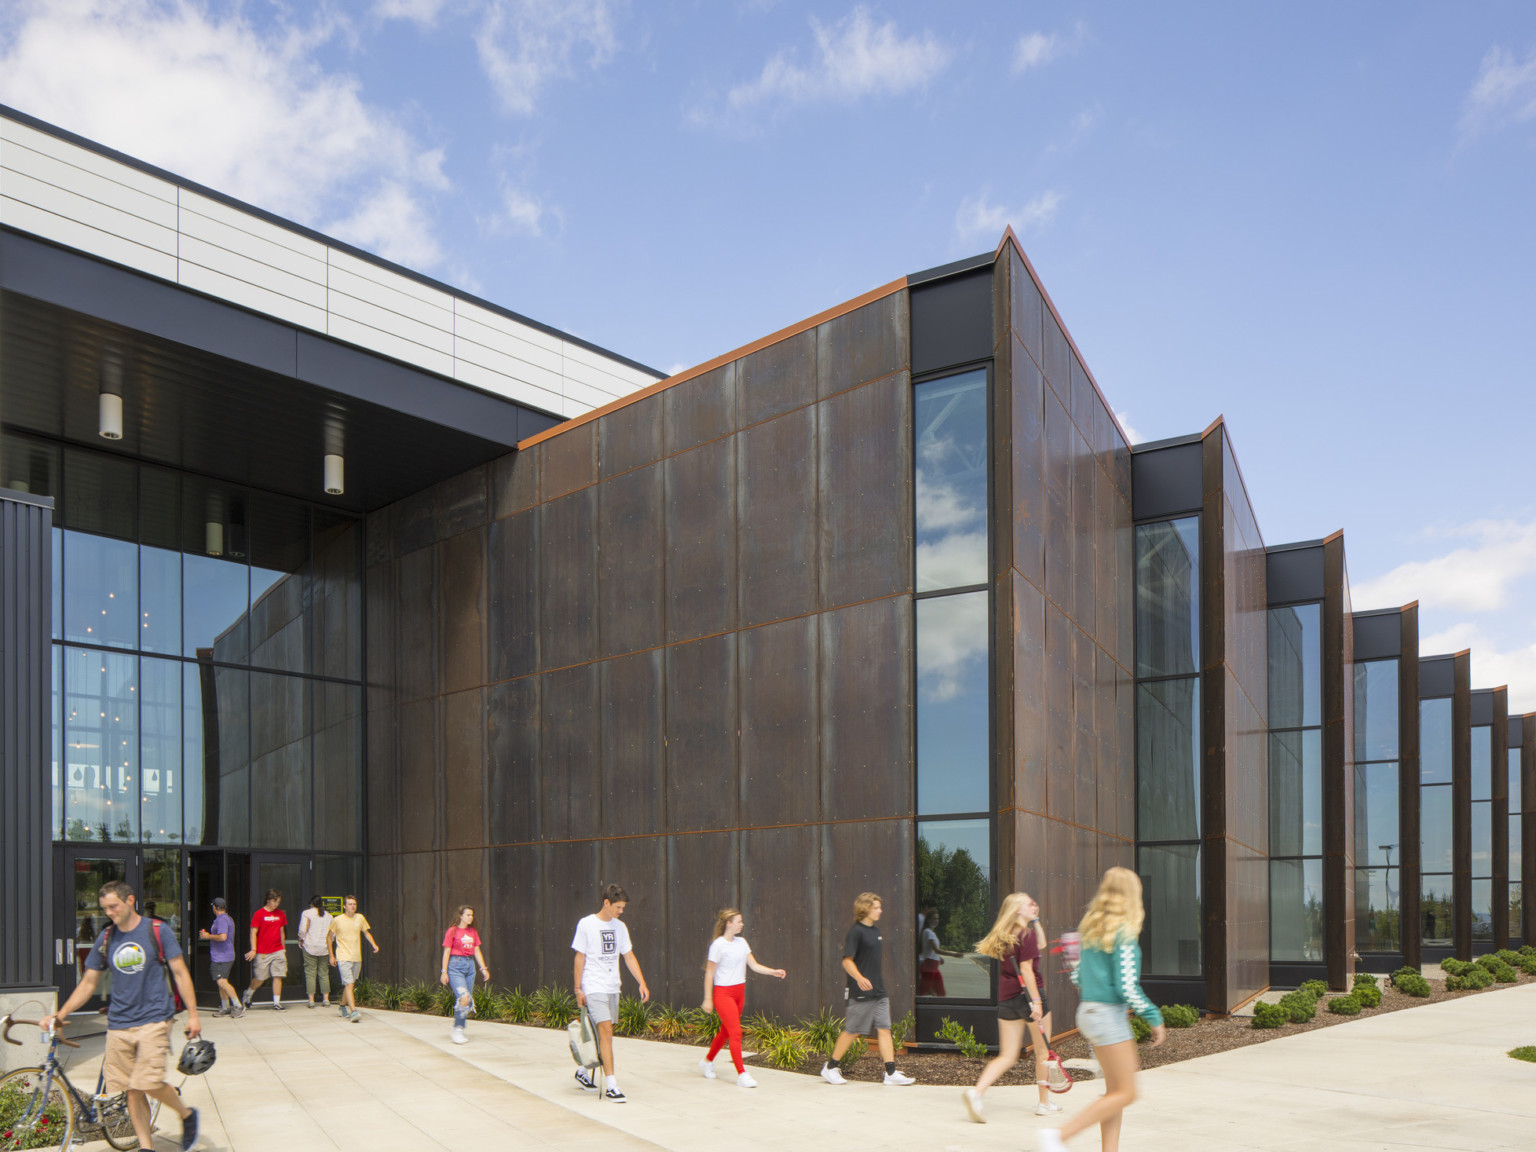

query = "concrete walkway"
[{"left": 50, "top": 984, "right": 1536, "bottom": 1151}]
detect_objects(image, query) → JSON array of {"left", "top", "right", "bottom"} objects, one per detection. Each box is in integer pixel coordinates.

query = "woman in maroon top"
[{"left": 963, "top": 891, "right": 1057, "bottom": 1123}]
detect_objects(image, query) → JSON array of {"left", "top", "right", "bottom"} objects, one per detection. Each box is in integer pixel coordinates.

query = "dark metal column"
[{"left": 1397, "top": 607, "right": 1422, "bottom": 970}]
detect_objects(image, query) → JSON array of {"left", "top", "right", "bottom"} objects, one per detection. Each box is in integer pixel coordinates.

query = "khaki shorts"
[
  {"left": 103, "top": 1020, "right": 172, "bottom": 1093},
  {"left": 254, "top": 951, "right": 288, "bottom": 979}
]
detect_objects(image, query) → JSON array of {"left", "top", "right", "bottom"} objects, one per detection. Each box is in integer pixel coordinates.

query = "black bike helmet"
[{"left": 177, "top": 1038, "right": 216, "bottom": 1076}]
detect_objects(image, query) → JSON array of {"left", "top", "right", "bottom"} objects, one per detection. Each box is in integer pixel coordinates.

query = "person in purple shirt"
[{"left": 199, "top": 898, "right": 242, "bottom": 1018}]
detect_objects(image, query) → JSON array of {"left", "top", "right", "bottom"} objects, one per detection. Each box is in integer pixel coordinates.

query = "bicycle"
[{"left": 0, "top": 1015, "right": 165, "bottom": 1151}]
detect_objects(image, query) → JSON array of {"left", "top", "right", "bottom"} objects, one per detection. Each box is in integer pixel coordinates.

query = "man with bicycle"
[{"left": 41, "top": 880, "right": 202, "bottom": 1152}]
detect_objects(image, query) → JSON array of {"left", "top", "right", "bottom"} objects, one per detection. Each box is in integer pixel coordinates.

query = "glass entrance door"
[
  {"left": 251, "top": 854, "right": 310, "bottom": 1001},
  {"left": 55, "top": 846, "right": 140, "bottom": 1007}
]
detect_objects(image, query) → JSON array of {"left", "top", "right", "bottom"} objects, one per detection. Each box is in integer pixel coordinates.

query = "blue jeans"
[{"left": 447, "top": 956, "right": 476, "bottom": 1029}]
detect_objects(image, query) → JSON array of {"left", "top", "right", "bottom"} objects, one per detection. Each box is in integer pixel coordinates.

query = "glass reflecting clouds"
[
  {"left": 1268, "top": 604, "right": 1320, "bottom": 730},
  {"left": 917, "top": 591, "right": 989, "bottom": 815},
  {"left": 1512, "top": 813, "right": 1523, "bottom": 876},
  {"left": 1511, "top": 749, "right": 1523, "bottom": 812},
  {"left": 63, "top": 647, "right": 138, "bottom": 842},
  {"left": 1140, "top": 843, "right": 1202, "bottom": 975},
  {"left": 1353, "top": 761, "right": 1399, "bottom": 866},
  {"left": 1471, "top": 878, "right": 1493, "bottom": 941},
  {"left": 914, "top": 371, "right": 988, "bottom": 592},
  {"left": 1137, "top": 679, "right": 1200, "bottom": 841},
  {"left": 1270, "top": 729, "right": 1322, "bottom": 858},
  {"left": 1270, "top": 858, "right": 1324, "bottom": 961},
  {"left": 1420, "top": 699, "right": 1452, "bottom": 784},
  {"left": 1135, "top": 518, "right": 1199, "bottom": 678},
  {"left": 1421, "top": 786, "right": 1452, "bottom": 872},
  {"left": 916, "top": 819, "right": 991, "bottom": 998},
  {"left": 1353, "top": 659, "right": 1398, "bottom": 762},
  {"left": 140, "top": 657, "right": 181, "bottom": 843},
  {"left": 1471, "top": 725, "right": 1491, "bottom": 801},
  {"left": 1471, "top": 802, "right": 1491, "bottom": 877}
]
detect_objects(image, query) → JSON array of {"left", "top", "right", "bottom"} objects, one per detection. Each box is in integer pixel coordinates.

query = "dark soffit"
[
  {"left": 1353, "top": 609, "right": 1403, "bottom": 660},
  {"left": 1420, "top": 656, "right": 1457, "bottom": 699},
  {"left": 1267, "top": 540, "right": 1326, "bottom": 605}
]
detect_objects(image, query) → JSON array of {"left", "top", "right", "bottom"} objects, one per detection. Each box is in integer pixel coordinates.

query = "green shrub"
[
  {"left": 1441, "top": 958, "right": 1471, "bottom": 977},
  {"left": 381, "top": 982, "right": 406, "bottom": 1011},
  {"left": 890, "top": 1010, "right": 916, "bottom": 1051},
  {"left": 743, "top": 1011, "right": 783, "bottom": 1046},
  {"left": 1475, "top": 954, "right": 1502, "bottom": 973},
  {"left": 1508, "top": 1046, "right": 1536, "bottom": 1063},
  {"left": 353, "top": 977, "right": 380, "bottom": 1006},
  {"left": 1519, "top": 944, "right": 1536, "bottom": 959},
  {"left": 1298, "top": 979, "right": 1329, "bottom": 999},
  {"left": 496, "top": 987, "right": 532, "bottom": 1023},
  {"left": 760, "top": 1028, "right": 810, "bottom": 1069},
  {"left": 1130, "top": 1014, "right": 1152, "bottom": 1043},
  {"left": 432, "top": 986, "right": 456, "bottom": 1016},
  {"left": 1394, "top": 972, "right": 1431, "bottom": 997},
  {"left": 472, "top": 984, "right": 500, "bottom": 1019},
  {"left": 1278, "top": 991, "right": 1316, "bottom": 1023},
  {"left": 1162, "top": 1004, "right": 1198, "bottom": 1029},
  {"left": 1251, "top": 1002, "right": 1288, "bottom": 1029},
  {"left": 407, "top": 981, "right": 437, "bottom": 1011},
  {"left": 1496, "top": 949, "right": 1520, "bottom": 965},
  {"left": 1352, "top": 973, "right": 1379, "bottom": 990},
  {"left": 614, "top": 995, "right": 650, "bottom": 1037},
  {"left": 688, "top": 1007, "right": 722, "bottom": 1043},
  {"left": 1327, "top": 994, "right": 1361, "bottom": 1016},
  {"left": 1355, "top": 984, "right": 1382, "bottom": 1009},
  {"left": 1491, "top": 961, "right": 1520, "bottom": 983},
  {"left": 1521, "top": 956, "right": 1536, "bottom": 976},
  {"left": 936, "top": 1017, "right": 989, "bottom": 1059},
  {"left": 800, "top": 1007, "right": 843, "bottom": 1055},
  {"left": 1467, "top": 967, "right": 1494, "bottom": 989},
  {"left": 648, "top": 1002, "right": 693, "bottom": 1040},
  {"left": 531, "top": 986, "right": 578, "bottom": 1028},
  {"left": 839, "top": 1036, "right": 867, "bottom": 1068}
]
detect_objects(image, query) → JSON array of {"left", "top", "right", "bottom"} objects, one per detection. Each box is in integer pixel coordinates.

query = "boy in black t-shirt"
[{"left": 820, "top": 892, "right": 915, "bottom": 1086}]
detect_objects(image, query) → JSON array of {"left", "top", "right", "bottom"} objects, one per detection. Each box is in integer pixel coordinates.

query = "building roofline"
[
  {"left": 1131, "top": 431, "right": 1203, "bottom": 453},
  {"left": 0, "top": 102, "right": 665, "bottom": 381},
  {"left": 1267, "top": 538, "right": 1328, "bottom": 553}
]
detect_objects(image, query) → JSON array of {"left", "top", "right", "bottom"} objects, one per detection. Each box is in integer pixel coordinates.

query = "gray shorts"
[
  {"left": 844, "top": 995, "right": 891, "bottom": 1035},
  {"left": 338, "top": 961, "right": 362, "bottom": 986},
  {"left": 209, "top": 961, "right": 233, "bottom": 983},
  {"left": 253, "top": 951, "right": 288, "bottom": 979},
  {"left": 584, "top": 993, "right": 620, "bottom": 1025}
]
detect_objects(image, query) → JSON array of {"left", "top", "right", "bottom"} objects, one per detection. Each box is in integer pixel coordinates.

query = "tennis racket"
[{"left": 1038, "top": 1030, "right": 1072, "bottom": 1093}]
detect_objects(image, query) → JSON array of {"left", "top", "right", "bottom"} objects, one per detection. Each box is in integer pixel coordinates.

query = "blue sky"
[{"left": 3, "top": 1, "right": 1535, "bottom": 707}]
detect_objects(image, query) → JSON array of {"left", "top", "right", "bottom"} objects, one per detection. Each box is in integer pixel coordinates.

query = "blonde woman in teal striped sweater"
[{"left": 1037, "top": 867, "right": 1165, "bottom": 1152}]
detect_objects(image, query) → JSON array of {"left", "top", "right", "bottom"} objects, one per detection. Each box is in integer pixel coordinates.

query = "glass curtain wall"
[
  {"left": 1268, "top": 603, "right": 1323, "bottom": 962},
  {"left": 1471, "top": 725, "right": 1493, "bottom": 943},
  {"left": 1420, "top": 697, "right": 1454, "bottom": 947},
  {"left": 1512, "top": 741, "right": 1524, "bottom": 941},
  {"left": 7, "top": 428, "right": 365, "bottom": 948},
  {"left": 1135, "top": 516, "right": 1202, "bottom": 976},
  {"left": 912, "top": 368, "right": 992, "bottom": 1001},
  {"left": 1353, "top": 659, "right": 1401, "bottom": 952}
]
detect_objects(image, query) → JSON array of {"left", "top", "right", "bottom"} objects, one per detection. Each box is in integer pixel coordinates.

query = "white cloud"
[
  {"left": 955, "top": 189, "right": 1062, "bottom": 245},
  {"left": 1350, "top": 519, "right": 1536, "bottom": 615},
  {"left": 0, "top": 0, "right": 451, "bottom": 270},
  {"left": 475, "top": 0, "right": 618, "bottom": 116},
  {"left": 1012, "top": 22, "right": 1084, "bottom": 74},
  {"left": 723, "top": 6, "right": 951, "bottom": 114},
  {"left": 1460, "top": 44, "right": 1536, "bottom": 137},
  {"left": 495, "top": 182, "right": 550, "bottom": 237},
  {"left": 1114, "top": 410, "right": 1142, "bottom": 444},
  {"left": 374, "top": 0, "right": 451, "bottom": 24},
  {"left": 1420, "top": 622, "right": 1536, "bottom": 712},
  {"left": 917, "top": 592, "right": 989, "bottom": 703}
]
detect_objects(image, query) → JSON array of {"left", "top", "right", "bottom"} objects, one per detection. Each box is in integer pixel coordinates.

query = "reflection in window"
[
  {"left": 142, "top": 847, "right": 183, "bottom": 940},
  {"left": 51, "top": 647, "right": 62, "bottom": 837},
  {"left": 64, "top": 531, "right": 140, "bottom": 649},
  {"left": 1268, "top": 604, "right": 1320, "bottom": 729},
  {"left": 916, "top": 819, "right": 991, "bottom": 1000},
  {"left": 1420, "top": 699, "right": 1452, "bottom": 784},
  {"left": 1135, "top": 518, "right": 1199, "bottom": 678},
  {"left": 1512, "top": 812, "right": 1523, "bottom": 877},
  {"left": 1140, "top": 843, "right": 1201, "bottom": 975},
  {"left": 1353, "top": 762, "right": 1399, "bottom": 866},
  {"left": 916, "top": 591, "right": 989, "bottom": 815},
  {"left": 1270, "top": 729, "right": 1322, "bottom": 857},
  {"left": 1137, "top": 679, "right": 1200, "bottom": 841},
  {"left": 1354, "top": 867, "right": 1400, "bottom": 952},
  {"left": 140, "top": 657, "right": 181, "bottom": 844},
  {"left": 1271, "top": 858, "right": 1324, "bottom": 961},
  {"left": 1471, "top": 879, "right": 1493, "bottom": 942},
  {"left": 184, "top": 552, "right": 250, "bottom": 663},
  {"left": 1421, "top": 786, "right": 1452, "bottom": 872},
  {"left": 64, "top": 648, "right": 138, "bottom": 843},
  {"left": 183, "top": 663, "right": 250, "bottom": 848},
  {"left": 914, "top": 371, "right": 988, "bottom": 592},
  {"left": 1471, "top": 725, "right": 1491, "bottom": 801},
  {"left": 1353, "top": 659, "right": 1399, "bottom": 762},
  {"left": 1421, "top": 875, "right": 1453, "bottom": 946},
  {"left": 1471, "top": 802, "right": 1492, "bottom": 884},
  {"left": 1511, "top": 749, "right": 1522, "bottom": 810}
]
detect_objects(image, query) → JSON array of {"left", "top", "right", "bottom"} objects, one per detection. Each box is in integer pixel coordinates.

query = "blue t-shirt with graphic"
[{"left": 86, "top": 917, "right": 181, "bottom": 1029}]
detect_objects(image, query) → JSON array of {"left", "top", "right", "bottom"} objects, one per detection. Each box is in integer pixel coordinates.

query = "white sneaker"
[
  {"left": 699, "top": 1058, "right": 716, "bottom": 1080},
  {"left": 963, "top": 1088, "right": 985, "bottom": 1123},
  {"left": 1035, "top": 1100, "right": 1063, "bottom": 1116},
  {"left": 737, "top": 1072, "right": 757, "bottom": 1089},
  {"left": 883, "top": 1070, "right": 915, "bottom": 1086},
  {"left": 451, "top": 1028, "right": 467, "bottom": 1045},
  {"left": 1037, "top": 1130, "right": 1067, "bottom": 1152},
  {"left": 820, "top": 1064, "right": 847, "bottom": 1085}
]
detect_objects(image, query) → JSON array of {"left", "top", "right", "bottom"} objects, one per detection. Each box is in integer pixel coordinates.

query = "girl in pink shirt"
[{"left": 440, "top": 905, "right": 489, "bottom": 1043}]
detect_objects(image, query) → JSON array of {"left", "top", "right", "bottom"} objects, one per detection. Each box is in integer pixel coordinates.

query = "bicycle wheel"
[{"left": 0, "top": 1067, "right": 76, "bottom": 1151}]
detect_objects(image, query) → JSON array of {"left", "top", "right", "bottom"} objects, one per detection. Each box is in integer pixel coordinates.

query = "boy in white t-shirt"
[{"left": 571, "top": 883, "right": 650, "bottom": 1102}]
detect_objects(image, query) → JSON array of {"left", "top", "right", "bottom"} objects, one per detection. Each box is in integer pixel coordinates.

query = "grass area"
[{"left": 1508, "top": 1046, "right": 1536, "bottom": 1063}]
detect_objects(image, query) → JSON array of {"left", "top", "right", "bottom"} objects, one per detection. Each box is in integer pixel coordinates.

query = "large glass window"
[
  {"left": 1353, "top": 659, "right": 1398, "bottom": 762},
  {"left": 912, "top": 369, "right": 992, "bottom": 1000},
  {"left": 63, "top": 647, "right": 138, "bottom": 842},
  {"left": 1139, "top": 843, "right": 1202, "bottom": 975},
  {"left": 1420, "top": 694, "right": 1454, "bottom": 943},
  {"left": 1514, "top": 745, "right": 1525, "bottom": 941},
  {"left": 1355, "top": 867, "right": 1400, "bottom": 952},
  {"left": 1271, "top": 729, "right": 1323, "bottom": 857},
  {"left": 1353, "top": 656, "right": 1400, "bottom": 954},
  {"left": 1420, "top": 698, "right": 1452, "bottom": 784},
  {"left": 1135, "top": 519, "right": 1199, "bottom": 678},
  {"left": 1421, "top": 785, "right": 1453, "bottom": 872},
  {"left": 1422, "top": 874, "right": 1453, "bottom": 947},
  {"left": 1269, "top": 602, "right": 1323, "bottom": 961},
  {"left": 1354, "top": 761, "right": 1399, "bottom": 867},
  {"left": 1471, "top": 723, "right": 1493, "bottom": 941},
  {"left": 1136, "top": 679, "right": 1200, "bottom": 841},
  {"left": 1471, "top": 725, "right": 1492, "bottom": 802},
  {"left": 1270, "top": 858, "right": 1324, "bottom": 961}
]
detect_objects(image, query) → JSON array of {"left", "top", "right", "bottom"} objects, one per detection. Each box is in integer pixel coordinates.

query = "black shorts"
[{"left": 998, "top": 993, "right": 1049, "bottom": 1022}]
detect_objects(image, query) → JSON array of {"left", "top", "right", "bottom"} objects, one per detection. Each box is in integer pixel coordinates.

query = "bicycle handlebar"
[{"left": 2, "top": 1015, "right": 81, "bottom": 1048}]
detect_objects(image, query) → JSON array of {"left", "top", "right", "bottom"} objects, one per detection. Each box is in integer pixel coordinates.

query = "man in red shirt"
[{"left": 242, "top": 889, "right": 289, "bottom": 1011}]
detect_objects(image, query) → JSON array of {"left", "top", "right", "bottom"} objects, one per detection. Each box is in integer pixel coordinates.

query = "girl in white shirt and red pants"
[{"left": 699, "top": 908, "right": 786, "bottom": 1088}]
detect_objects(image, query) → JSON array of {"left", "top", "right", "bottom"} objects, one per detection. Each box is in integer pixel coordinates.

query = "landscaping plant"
[
  {"left": 615, "top": 995, "right": 650, "bottom": 1037},
  {"left": 647, "top": 1002, "right": 693, "bottom": 1040},
  {"left": 1251, "top": 1002, "right": 1288, "bottom": 1029},
  {"left": 1508, "top": 1046, "right": 1536, "bottom": 1063},
  {"left": 382, "top": 982, "right": 406, "bottom": 1011},
  {"left": 1278, "top": 989, "right": 1317, "bottom": 1023},
  {"left": 839, "top": 1036, "right": 868, "bottom": 1068},
  {"left": 354, "top": 977, "right": 380, "bottom": 1006},
  {"left": 407, "top": 980, "right": 437, "bottom": 1011},
  {"left": 1298, "top": 979, "right": 1329, "bottom": 999},
  {"left": 687, "top": 1007, "right": 721, "bottom": 1043},
  {"left": 799, "top": 1007, "right": 843, "bottom": 1055},
  {"left": 531, "top": 985, "right": 579, "bottom": 1029},
  {"left": 1161, "top": 1004, "right": 1198, "bottom": 1028},
  {"left": 760, "top": 1028, "right": 811, "bottom": 1070},
  {"left": 497, "top": 987, "right": 533, "bottom": 1024},
  {"left": 936, "top": 1017, "right": 989, "bottom": 1059},
  {"left": 1355, "top": 983, "right": 1382, "bottom": 1008},
  {"left": 1352, "top": 973, "right": 1379, "bottom": 991},
  {"left": 472, "top": 984, "right": 500, "bottom": 1019},
  {"left": 1327, "top": 993, "right": 1362, "bottom": 1015},
  {"left": 433, "top": 986, "right": 456, "bottom": 1016},
  {"left": 1130, "top": 1014, "right": 1152, "bottom": 1043},
  {"left": 890, "top": 1010, "right": 916, "bottom": 1050},
  {"left": 1390, "top": 967, "right": 1431, "bottom": 997}
]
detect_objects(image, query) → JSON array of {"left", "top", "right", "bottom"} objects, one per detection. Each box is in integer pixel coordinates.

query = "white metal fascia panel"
[
  {"left": 451, "top": 358, "right": 566, "bottom": 415},
  {"left": 562, "top": 376, "right": 625, "bottom": 414},
  {"left": 452, "top": 335, "right": 566, "bottom": 396},
  {"left": 453, "top": 298, "right": 562, "bottom": 354},
  {"left": 177, "top": 192, "right": 327, "bottom": 305},
  {"left": 560, "top": 338, "right": 658, "bottom": 381},
  {"left": 0, "top": 118, "right": 178, "bottom": 205},
  {"left": 1, "top": 137, "right": 177, "bottom": 232},
  {"left": 0, "top": 195, "right": 178, "bottom": 281},
  {"left": 326, "top": 313, "right": 455, "bottom": 378},
  {"left": 177, "top": 258, "right": 328, "bottom": 332},
  {"left": 327, "top": 248, "right": 455, "bottom": 316},
  {"left": 0, "top": 167, "right": 177, "bottom": 260},
  {"left": 178, "top": 235, "right": 327, "bottom": 315},
  {"left": 561, "top": 346, "right": 654, "bottom": 401}
]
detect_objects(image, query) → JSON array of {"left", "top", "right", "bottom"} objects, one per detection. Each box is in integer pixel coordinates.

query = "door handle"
[{"left": 55, "top": 939, "right": 66, "bottom": 965}]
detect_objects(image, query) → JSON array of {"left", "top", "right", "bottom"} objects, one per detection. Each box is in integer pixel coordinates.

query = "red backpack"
[{"left": 100, "top": 918, "right": 184, "bottom": 1014}]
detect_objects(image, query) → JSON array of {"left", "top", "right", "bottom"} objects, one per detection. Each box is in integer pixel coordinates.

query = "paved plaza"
[{"left": 50, "top": 982, "right": 1536, "bottom": 1152}]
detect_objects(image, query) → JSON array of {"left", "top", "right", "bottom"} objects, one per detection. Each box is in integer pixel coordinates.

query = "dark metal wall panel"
[
  {"left": 665, "top": 634, "right": 738, "bottom": 832},
  {"left": 539, "top": 665, "right": 601, "bottom": 842},
  {"left": 486, "top": 509, "right": 539, "bottom": 679},
  {"left": 1523, "top": 714, "right": 1535, "bottom": 945},
  {"left": 1420, "top": 656, "right": 1455, "bottom": 698},
  {"left": 1321, "top": 534, "right": 1355, "bottom": 988},
  {"left": 399, "top": 849, "right": 443, "bottom": 978},
  {"left": 1398, "top": 608, "right": 1422, "bottom": 969},
  {"left": 1352, "top": 610, "right": 1402, "bottom": 659},
  {"left": 486, "top": 677, "right": 539, "bottom": 845},
  {"left": 596, "top": 462, "right": 664, "bottom": 659},
  {"left": 540, "top": 420, "right": 596, "bottom": 502},
  {"left": 820, "top": 596, "right": 912, "bottom": 821},
  {"left": 396, "top": 544, "right": 438, "bottom": 703},
  {"left": 1043, "top": 390, "right": 1073, "bottom": 610},
  {"left": 538, "top": 487, "right": 598, "bottom": 668},
  {"left": 815, "top": 291, "right": 908, "bottom": 401},
  {"left": 491, "top": 446, "right": 539, "bottom": 520},
  {"left": 740, "top": 824, "right": 822, "bottom": 1020},
  {"left": 489, "top": 843, "right": 542, "bottom": 986},
  {"left": 739, "top": 328, "right": 816, "bottom": 428},
  {"left": 1131, "top": 441, "right": 1202, "bottom": 520},
  {"left": 398, "top": 698, "right": 440, "bottom": 854},
  {"left": 1491, "top": 688, "right": 1509, "bottom": 947},
  {"left": 910, "top": 267, "right": 993, "bottom": 375},
  {"left": 663, "top": 832, "right": 735, "bottom": 1007},
  {"left": 664, "top": 438, "right": 738, "bottom": 643},
  {"left": 600, "top": 650, "right": 665, "bottom": 838},
  {"left": 0, "top": 492, "right": 53, "bottom": 989},
  {"left": 438, "top": 529, "right": 486, "bottom": 695},
  {"left": 738, "top": 616, "right": 820, "bottom": 828},
  {"left": 601, "top": 834, "right": 669, "bottom": 1001},
  {"left": 817, "top": 374, "right": 911, "bottom": 608},
  {"left": 542, "top": 840, "right": 600, "bottom": 993},
  {"left": 1267, "top": 544, "right": 1325, "bottom": 605},
  {"left": 442, "top": 688, "right": 486, "bottom": 851},
  {"left": 664, "top": 363, "right": 737, "bottom": 456},
  {"left": 1012, "top": 573, "right": 1048, "bottom": 815},
  {"left": 598, "top": 391, "right": 663, "bottom": 479},
  {"left": 1010, "top": 349, "right": 1046, "bottom": 588},
  {"left": 820, "top": 818, "right": 915, "bottom": 1022},
  {"left": 737, "top": 406, "right": 818, "bottom": 626}
]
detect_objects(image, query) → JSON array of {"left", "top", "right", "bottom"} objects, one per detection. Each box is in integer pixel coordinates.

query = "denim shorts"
[{"left": 1076, "top": 1000, "right": 1134, "bottom": 1047}]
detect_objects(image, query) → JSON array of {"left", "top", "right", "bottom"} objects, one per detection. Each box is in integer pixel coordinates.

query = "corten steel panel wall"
[
  {"left": 1322, "top": 534, "right": 1356, "bottom": 988},
  {"left": 364, "top": 291, "right": 916, "bottom": 1022},
  {"left": 1202, "top": 424, "right": 1269, "bottom": 1011},
  {"left": 1490, "top": 688, "right": 1509, "bottom": 947},
  {"left": 0, "top": 490, "right": 53, "bottom": 989},
  {"left": 994, "top": 244, "right": 1134, "bottom": 1038}
]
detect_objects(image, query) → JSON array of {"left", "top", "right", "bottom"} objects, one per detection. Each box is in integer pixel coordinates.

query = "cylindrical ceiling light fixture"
[
  {"left": 99, "top": 351, "right": 124, "bottom": 439},
  {"left": 204, "top": 490, "right": 224, "bottom": 557},
  {"left": 324, "top": 454, "right": 345, "bottom": 496}
]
